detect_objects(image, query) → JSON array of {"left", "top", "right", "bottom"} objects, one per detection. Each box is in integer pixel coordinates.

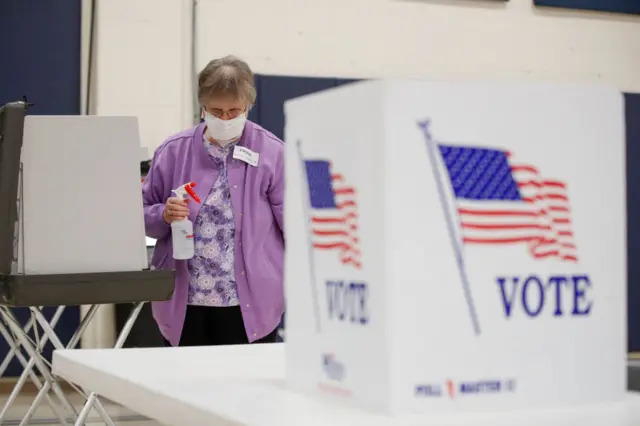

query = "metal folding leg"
[
  {"left": 0, "top": 307, "right": 62, "bottom": 379},
  {"left": 0, "top": 306, "right": 82, "bottom": 425},
  {"left": 0, "top": 316, "right": 15, "bottom": 377},
  {"left": 0, "top": 302, "right": 148, "bottom": 425},
  {"left": 0, "top": 310, "right": 69, "bottom": 425},
  {"left": 17, "top": 305, "right": 116, "bottom": 426},
  {"left": 73, "top": 301, "right": 146, "bottom": 426}
]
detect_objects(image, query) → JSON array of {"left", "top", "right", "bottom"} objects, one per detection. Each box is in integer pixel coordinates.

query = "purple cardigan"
[{"left": 142, "top": 121, "right": 285, "bottom": 346}]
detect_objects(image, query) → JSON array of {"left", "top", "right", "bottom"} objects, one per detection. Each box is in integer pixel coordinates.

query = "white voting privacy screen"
[
  {"left": 284, "top": 80, "right": 626, "bottom": 415},
  {"left": 18, "top": 116, "right": 148, "bottom": 274}
]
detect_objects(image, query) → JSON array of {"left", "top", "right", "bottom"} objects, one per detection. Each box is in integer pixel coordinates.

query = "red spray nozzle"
[
  {"left": 172, "top": 181, "right": 202, "bottom": 203},
  {"left": 184, "top": 182, "right": 201, "bottom": 203}
]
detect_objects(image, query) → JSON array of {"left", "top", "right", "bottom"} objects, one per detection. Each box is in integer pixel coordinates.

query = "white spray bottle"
[{"left": 171, "top": 181, "right": 201, "bottom": 260}]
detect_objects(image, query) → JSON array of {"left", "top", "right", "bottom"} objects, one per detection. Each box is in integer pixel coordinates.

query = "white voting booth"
[
  {"left": 18, "top": 115, "right": 148, "bottom": 274},
  {"left": 0, "top": 105, "right": 173, "bottom": 426},
  {"left": 284, "top": 80, "right": 626, "bottom": 415}
]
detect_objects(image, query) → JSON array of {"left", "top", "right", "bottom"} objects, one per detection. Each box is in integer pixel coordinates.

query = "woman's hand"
[{"left": 163, "top": 197, "right": 190, "bottom": 224}]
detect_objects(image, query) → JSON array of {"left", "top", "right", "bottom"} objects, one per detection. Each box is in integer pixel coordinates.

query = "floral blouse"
[{"left": 186, "top": 138, "right": 240, "bottom": 307}]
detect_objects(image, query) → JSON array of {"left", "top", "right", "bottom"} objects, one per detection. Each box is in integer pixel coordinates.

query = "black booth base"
[{"left": 0, "top": 270, "right": 174, "bottom": 307}]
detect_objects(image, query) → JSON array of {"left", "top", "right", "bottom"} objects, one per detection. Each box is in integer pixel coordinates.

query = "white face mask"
[{"left": 204, "top": 112, "right": 247, "bottom": 146}]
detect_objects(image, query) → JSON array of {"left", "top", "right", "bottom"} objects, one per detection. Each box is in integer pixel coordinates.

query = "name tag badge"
[{"left": 233, "top": 146, "right": 260, "bottom": 167}]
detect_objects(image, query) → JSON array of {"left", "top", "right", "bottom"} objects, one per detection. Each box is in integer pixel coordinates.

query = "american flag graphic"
[
  {"left": 439, "top": 145, "right": 578, "bottom": 262},
  {"left": 304, "top": 160, "right": 362, "bottom": 269}
]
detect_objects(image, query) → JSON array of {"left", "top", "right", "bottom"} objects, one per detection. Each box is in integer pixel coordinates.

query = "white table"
[{"left": 52, "top": 344, "right": 640, "bottom": 426}]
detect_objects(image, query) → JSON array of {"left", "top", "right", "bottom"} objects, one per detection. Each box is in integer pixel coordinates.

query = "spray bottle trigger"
[{"left": 185, "top": 183, "right": 201, "bottom": 203}]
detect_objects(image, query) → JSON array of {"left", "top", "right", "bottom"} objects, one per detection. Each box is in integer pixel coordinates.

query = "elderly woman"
[{"left": 142, "top": 56, "right": 284, "bottom": 346}]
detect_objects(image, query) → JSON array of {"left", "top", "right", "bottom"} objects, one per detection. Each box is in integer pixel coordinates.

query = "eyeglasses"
[{"left": 205, "top": 107, "right": 245, "bottom": 120}]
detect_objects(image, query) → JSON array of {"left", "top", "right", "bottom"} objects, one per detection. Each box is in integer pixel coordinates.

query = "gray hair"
[{"left": 197, "top": 55, "right": 256, "bottom": 108}]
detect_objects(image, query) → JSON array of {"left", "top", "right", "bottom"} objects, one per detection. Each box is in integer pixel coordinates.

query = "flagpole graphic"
[
  {"left": 295, "top": 140, "right": 322, "bottom": 333},
  {"left": 418, "top": 120, "right": 481, "bottom": 336}
]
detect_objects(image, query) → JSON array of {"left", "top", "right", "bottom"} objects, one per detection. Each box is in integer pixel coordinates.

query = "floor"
[{"left": 0, "top": 392, "right": 160, "bottom": 425}]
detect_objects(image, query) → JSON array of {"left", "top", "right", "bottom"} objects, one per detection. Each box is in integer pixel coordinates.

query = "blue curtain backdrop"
[
  {"left": 249, "top": 75, "right": 359, "bottom": 141},
  {"left": 626, "top": 93, "right": 640, "bottom": 352},
  {"left": 0, "top": 0, "right": 82, "bottom": 376},
  {"left": 534, "top": 0, "right": 640, "bottom": 14}
]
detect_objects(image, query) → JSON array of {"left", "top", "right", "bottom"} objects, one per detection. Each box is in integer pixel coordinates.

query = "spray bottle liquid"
[{"left": 171, "top": 182, "right": 201, "bottom": 260}]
